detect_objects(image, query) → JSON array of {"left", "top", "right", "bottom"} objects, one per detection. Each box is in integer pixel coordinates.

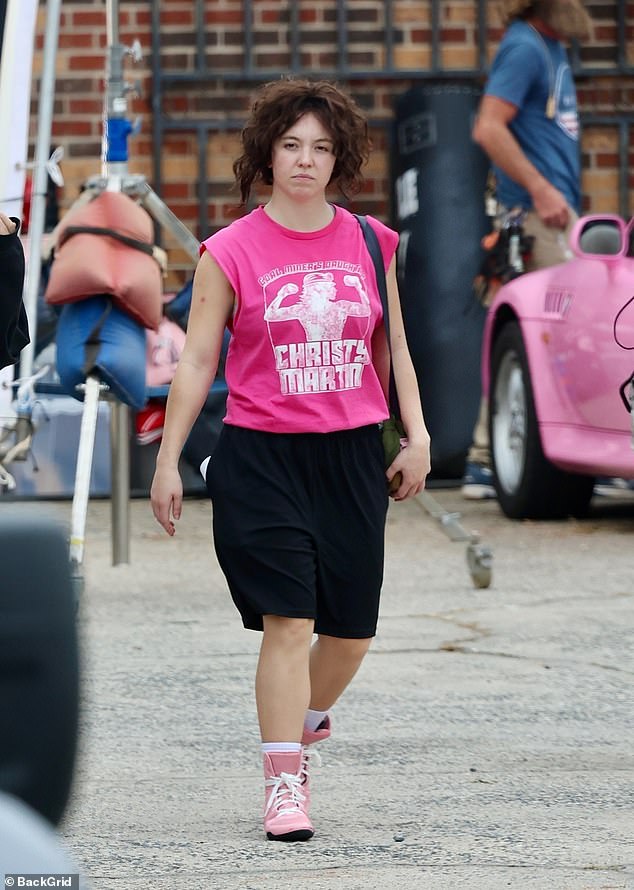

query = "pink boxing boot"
[
  {"left": 263, "top": 751, "right": 314, "bottom": 842},
  {"left": 301, "top": 715, "right": 331, "bottom": 747},
  {"left": 299, "top": 745, "right": 321, "bottom": 814}
]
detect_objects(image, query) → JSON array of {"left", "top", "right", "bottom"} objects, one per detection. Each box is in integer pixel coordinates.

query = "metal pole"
[
  {"left": 70, "top": 375, "right": 102, "bottom": 570},
  {"left": 104, "top": 0, "right": 131, "bottom": 565},
  {"left": 106, "top": 0, "right": 119, "bottom": 46},
  {"left": 139, "top": 183, "right": 201, "bottom": 260},
  {"left": 19, "top": 0, "right": 62, "bottom": 379},
  {"left": 103, "top": 0, "right": 128, "bottom": 184},
  {"left": 109, "top": 399, "right": 130, "bottom": 565}
]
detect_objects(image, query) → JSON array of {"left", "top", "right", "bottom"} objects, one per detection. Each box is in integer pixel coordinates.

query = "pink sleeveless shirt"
[{"left": 200, "top": 205, "right": 398, "bottom": 434}]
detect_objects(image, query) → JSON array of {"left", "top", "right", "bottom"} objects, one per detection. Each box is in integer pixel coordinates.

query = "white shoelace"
[
  {"left": 264, "top": 771, "right": 307, "bottom": 816},
  {"left": 300, "top": 746, "right": 321, "bottom": 784}
]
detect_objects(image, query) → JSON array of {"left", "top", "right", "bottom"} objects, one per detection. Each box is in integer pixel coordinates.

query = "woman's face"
[{"left": 270, "top": 112, "right": 337, "bottom": 201}]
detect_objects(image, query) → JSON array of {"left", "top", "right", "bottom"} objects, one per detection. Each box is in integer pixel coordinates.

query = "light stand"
[
  {"left": 71, "top": 0, "right": 199, "bottom": 588},
  {"left": 61, "top": 0, "right": 199, "bottom": 589},
  {"left": 81, "top": 0, "right": 199, "bottom": 258},
  {"left": 4, "top": 0, "right": 198, "bottom": 588}
]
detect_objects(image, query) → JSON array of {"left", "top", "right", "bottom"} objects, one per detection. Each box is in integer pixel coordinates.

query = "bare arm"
[
  {"left": 384, "top": 256, "right": 431, "bottom": 500},
  {"left": 472, "top": 95, "right": 570, "bottom": 228},
  {"left": 150, "top": 251, "right": 234, "bottom": 534}
]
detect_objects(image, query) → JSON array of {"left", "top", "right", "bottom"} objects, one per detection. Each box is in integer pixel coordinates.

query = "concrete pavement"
[{"left": 11, "top": 488, "right": 633, "bottom": 889}]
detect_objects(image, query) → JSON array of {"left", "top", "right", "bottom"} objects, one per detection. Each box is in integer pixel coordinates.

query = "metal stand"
[
  {"left": 2, "top": 0, "right": 195, "bottom": 591},
  {"left": 58, "top": 0, "right": 198, "bottom": 586},
  {"left": 95, "top": 0, "right": 198, "bottom": 255},
  {"left": 416, "top": 490, "right": 493, "bottom": 588},
  {"left": 69, "top": 375, "right": 105, "bottom": 600},
  {"left": 109, "top": 398, "right": 131, "bottom": 566},
  {"left": 68, "top": 383, "right": 136, "bottom": 593}
]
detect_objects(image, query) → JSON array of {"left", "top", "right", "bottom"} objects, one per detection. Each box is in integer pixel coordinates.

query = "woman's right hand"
[{"left": 150, "top": 464, "right": 183, "bottom": 536}]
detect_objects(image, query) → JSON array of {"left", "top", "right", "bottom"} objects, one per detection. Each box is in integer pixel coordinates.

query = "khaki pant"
[{"left": 467, "top": 206, "right": 579, "bottom": 468}]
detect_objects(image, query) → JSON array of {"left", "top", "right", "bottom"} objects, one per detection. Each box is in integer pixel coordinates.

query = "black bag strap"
[
  {"left": 58, "top": 225, "right": 166, "bottom": 272},
  {"left": 354, "top": 214, "right": 400, "bottom": 419}
]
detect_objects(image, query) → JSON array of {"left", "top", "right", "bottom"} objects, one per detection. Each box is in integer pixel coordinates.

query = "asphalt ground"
[{"left": 6, "top": 487, "right": 634, "bottom": 890}]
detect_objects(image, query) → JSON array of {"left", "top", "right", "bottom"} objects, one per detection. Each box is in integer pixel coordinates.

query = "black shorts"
[{"left": 205, "top": 423, "right": 389, "bottom": 638}]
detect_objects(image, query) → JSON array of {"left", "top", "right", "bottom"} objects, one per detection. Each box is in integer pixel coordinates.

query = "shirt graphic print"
[
  {"left": 260, "top": 262, "right": 374, "bottom": 397},
  {"left": 554, "top": 62, "right": 578, "bottom": 140}
]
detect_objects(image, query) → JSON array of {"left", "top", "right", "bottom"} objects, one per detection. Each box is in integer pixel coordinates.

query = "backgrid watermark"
[{"left": 4, "top": 877, "right": 79, "bottom": 889}]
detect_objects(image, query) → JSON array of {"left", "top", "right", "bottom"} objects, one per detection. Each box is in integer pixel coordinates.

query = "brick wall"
[{"left": 31, "top": 1, "right": 634, "bottom": 288}]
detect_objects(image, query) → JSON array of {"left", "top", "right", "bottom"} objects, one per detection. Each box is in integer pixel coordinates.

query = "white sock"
[
  {"left": 303, "top": 708, "right": 329, "bottom": 732},
  {"left": 261, "top": 742, "right": 302, "bottom": 755}
]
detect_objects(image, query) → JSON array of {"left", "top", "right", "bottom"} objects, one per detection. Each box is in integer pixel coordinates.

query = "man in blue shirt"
[{"left": 462, "top": 0, "right": 593, "bottom": 499}]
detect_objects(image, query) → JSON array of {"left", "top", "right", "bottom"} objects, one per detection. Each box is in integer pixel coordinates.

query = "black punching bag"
[{"left": 392, "top": 83, "right": 490, "bottom": 478}]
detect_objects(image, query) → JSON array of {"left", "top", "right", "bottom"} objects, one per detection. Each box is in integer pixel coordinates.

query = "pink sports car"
[{"left": 481, "top": 214, "right": 634, "bottom": 519}]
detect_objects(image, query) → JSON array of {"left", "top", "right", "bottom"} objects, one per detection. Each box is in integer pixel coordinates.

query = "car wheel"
[{"left": 489, "top": 321, "right": 594, "bottom": 519}]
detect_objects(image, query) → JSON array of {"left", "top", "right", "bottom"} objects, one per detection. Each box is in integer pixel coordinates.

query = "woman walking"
[{"left": 151, "top": 78, "right": 431, "bottom": 842}]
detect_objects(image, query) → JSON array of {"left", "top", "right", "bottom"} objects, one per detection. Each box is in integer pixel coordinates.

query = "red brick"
[
  {"left": 206, "top": 11, "right": 243, "bottom": 25},
  {"left": 72, "top": 13, "right": 105, "bottom": 28},
  {"left": 441, "top": 28, "right": 468, "bottom": 41},
  {"left": 69, "top": 99, "right": 103, "bottom": 115},
  {"left": 163, "top": 10, "right": 195, "bottom": 26},
  {"left": 68, "top": 56, "right": 107, "bottom": 71},
  {"left": 596, "top": 153, "right": 620, "bottom": 168},
  {"left": 59, "top": 33, "right": 95, "bottom": 49},
  {"left": 51, "top": 120, "right": 94, "bottom": 138}
]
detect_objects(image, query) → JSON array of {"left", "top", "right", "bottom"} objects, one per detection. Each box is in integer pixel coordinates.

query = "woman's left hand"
[
  {"left": 0, "top": 213, "right": 17, "bottom": 235},
  {"left": 386, "top": 437, "right": 431, "bottom": 501}
]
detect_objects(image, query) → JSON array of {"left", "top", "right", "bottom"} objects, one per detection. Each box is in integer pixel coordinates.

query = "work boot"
[{"left": 263, "top": 751, "right": 314, "bottom": 842}]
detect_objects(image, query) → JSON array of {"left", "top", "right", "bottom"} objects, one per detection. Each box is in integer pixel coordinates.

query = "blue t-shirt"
[{"left": 485, "top": 20, "right": 581, "bottom": 213}]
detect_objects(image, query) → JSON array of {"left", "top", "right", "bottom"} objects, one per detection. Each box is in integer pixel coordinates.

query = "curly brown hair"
[{"left": 233, "top": 78, "right": 370, "bottom": 204}]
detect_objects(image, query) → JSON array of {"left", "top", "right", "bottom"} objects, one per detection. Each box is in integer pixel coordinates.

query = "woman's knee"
[
  {"left": 262, "top": 615, "right": 314, "bottom": 647},
  {"left": 318, "top": 634, "right": 372, "bottom": 663}
]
